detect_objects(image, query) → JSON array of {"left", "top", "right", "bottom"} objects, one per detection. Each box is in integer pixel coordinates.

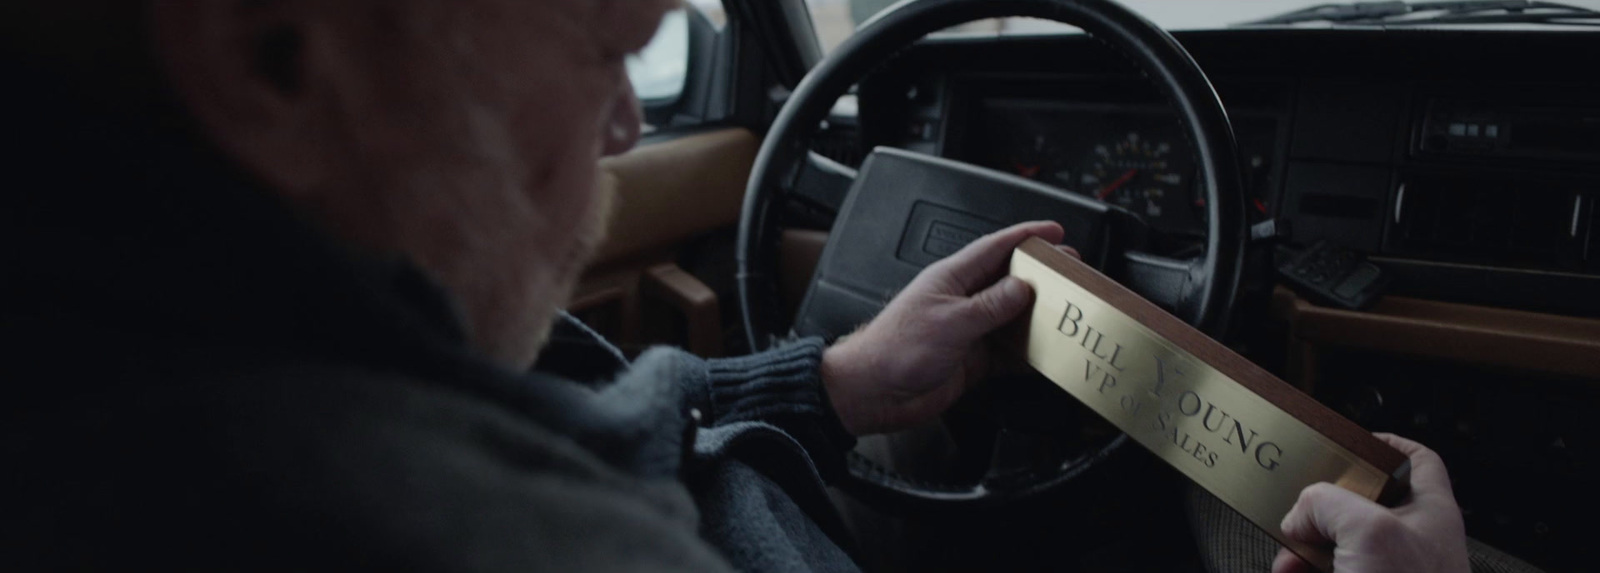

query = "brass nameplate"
[{"left": 1009, "top": 238, "right": 1410, "bottom": 572}]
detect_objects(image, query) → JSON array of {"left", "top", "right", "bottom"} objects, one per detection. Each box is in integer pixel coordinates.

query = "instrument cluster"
[{"left": 958, "top": 98, "right": 1277, "bottom": 237}]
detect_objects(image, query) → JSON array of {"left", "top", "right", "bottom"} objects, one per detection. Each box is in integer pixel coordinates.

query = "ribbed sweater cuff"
[{"left": 703, "top": 337, "right": 856, "bottom": 481}]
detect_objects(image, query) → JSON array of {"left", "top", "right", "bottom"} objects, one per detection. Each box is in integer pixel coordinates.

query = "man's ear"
[{"left": 150, "top": 0, "right": 329, "bottom": 194}]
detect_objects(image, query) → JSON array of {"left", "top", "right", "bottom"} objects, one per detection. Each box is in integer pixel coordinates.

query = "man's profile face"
[{"left": 158, "top": 0, "right": 677, "bottom": 367}]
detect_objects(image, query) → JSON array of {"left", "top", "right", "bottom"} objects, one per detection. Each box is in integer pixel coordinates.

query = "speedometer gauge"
[
  {"left": 1081, "top": 132, "right": 1187, "bottom": 223},
  {"left": 964, "top": 100, "right": 1206, "bottom": 235}
]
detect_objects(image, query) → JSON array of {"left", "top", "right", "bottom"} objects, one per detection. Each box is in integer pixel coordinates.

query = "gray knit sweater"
[{"left": 527, "top": 317, "right": 863, "bottom": 572}]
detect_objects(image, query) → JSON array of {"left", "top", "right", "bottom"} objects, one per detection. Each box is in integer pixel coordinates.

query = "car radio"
[{"left": 1416, "top": 97, "right": 1600, "bottom": 163}]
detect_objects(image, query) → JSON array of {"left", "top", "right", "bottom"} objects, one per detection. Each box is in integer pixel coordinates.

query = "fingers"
[
  {"left": 1374, "top": 433, "right": 1455, "bottom": 500},
  {"left": 1271, "top": 547, "right": 1314, "bottom": 573},
  {"left": 929, "top": 221, "right": 1065, "bottom": 294},
  {"left": 1281, "top": 482, "right": 1390, "bottom": 549},
  {"left": 1056, "top": 244, "right": 1082, "bottom": 260},
  {"left": 959, "top": 276, "right": 1035, "bottom": 333}
]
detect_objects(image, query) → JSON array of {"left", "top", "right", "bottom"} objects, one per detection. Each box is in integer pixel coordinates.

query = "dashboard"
[{"left": 846, "top": 28, "right": 1600, "bottom": 317}]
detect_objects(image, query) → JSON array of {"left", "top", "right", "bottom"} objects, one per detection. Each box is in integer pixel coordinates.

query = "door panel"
[
  {"left": 567, "top": 127, "right": 759, "bottom": 357},
  {"left": 593, "top": 128, "right": 758, "bottom": 265}
]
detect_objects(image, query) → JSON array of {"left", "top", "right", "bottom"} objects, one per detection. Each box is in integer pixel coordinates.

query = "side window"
[
  {"left": 627, "top": 1, "right": 728, "bottom": 130},
  {"left": 806, "top": 0, "right": 1077, "bottom": 53},
  {"left": 627, "top": 10, "right": 689, "bottom": 103}
]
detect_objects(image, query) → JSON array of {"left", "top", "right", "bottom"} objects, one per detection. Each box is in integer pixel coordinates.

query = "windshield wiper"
[{"left": 1237, "top": 0, "right": 1600, "bottom": 26}]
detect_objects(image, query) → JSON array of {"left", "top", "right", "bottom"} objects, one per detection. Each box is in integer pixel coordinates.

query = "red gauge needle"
[
  {"left": 1014, "top": 162, "right": 1041, "bottom": 179},
  {"left": 1253, "top": 198, "right": 1270, "bottom": 214},
  {"left": 1096, "top": 169, "right": 1138, "bottom": 200}
]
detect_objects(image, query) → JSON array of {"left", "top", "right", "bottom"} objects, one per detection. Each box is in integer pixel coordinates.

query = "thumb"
[
  {"left": 1271, "top": 547, "right": 1316, "bottom": 573},
  {"left": 961, "top": 276, "right": 1034, "bottom": 333},
  {"left": 1281, "top": 482, "right": 1388, "bottom": 548}
]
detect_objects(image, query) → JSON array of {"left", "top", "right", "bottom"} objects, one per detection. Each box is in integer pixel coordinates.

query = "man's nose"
[{"left": 603, "top": 75, "right": 643, "bottom": 157}]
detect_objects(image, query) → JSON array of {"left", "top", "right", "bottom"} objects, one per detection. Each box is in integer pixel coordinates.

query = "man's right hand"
[{"left": 1273, "top": 433, "right": 1470, "bottom": 573}]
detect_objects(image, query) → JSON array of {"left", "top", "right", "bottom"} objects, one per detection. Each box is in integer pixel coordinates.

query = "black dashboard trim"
[{"left": 858, "top": 27, "right": 1600, "bottom": 317}]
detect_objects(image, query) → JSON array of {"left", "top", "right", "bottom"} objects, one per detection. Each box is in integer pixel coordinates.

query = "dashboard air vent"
[{"left": 1393, "top": 176, "right": 1582, "bottom": 269}]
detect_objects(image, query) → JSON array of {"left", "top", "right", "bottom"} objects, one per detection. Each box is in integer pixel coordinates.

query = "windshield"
[{"left": 806, "top": 0, "right": 1600, "bottom": 52}]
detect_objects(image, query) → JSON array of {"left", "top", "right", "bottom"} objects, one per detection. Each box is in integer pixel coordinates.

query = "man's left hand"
[{"left": 820, "top": 221, "right": 1069, "bottom": 436}]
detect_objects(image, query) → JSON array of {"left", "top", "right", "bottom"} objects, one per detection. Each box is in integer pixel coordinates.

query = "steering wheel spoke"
[
  {"left": 1116, "top": 250, "right": 1206, "bottom": 317},
  {"left": 787, "top": 150, "right": 858, "bottom": 215},
  {"left": 983, "top": 428, "right": 1045, "bottom": 482}
]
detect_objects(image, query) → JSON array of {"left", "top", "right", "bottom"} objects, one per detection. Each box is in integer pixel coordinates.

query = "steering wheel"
[{"left": 737, "top": 0, "right": 1246, "bottom": 512}]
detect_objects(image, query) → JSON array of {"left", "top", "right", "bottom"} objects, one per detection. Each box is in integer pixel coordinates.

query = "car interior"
[{"left": 583, "top": 0, "right": 1600, "bottom": 571}]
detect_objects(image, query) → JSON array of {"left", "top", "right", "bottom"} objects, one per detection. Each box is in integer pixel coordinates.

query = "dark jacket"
[{"left": 1, "top": 76, "right": 859, "bottom": 571}]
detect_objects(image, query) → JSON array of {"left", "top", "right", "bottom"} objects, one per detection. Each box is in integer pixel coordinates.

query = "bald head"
[{"left": 8, "top": 0, "right": 677, "bottom": 368}]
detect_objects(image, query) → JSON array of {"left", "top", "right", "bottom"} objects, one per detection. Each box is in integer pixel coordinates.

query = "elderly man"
[{"left": 3, "top": 1, "right": 1472, "bottom": 571}]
